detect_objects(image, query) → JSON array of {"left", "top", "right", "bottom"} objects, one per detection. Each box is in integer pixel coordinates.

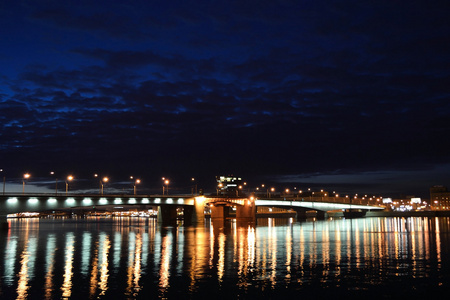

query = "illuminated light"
[
  {"left": 99, "top": 198, "right": 108, "bottom": 204},
  {"left": 411, "top": 197, "right": 421, "bottom": 204},
  {"left": 128, "top": 198, "right": 136, "bottom": 204},
  {"left": 155, "top": 198, "right": 161, "bottom": 203},
  {"left": 142, "top": 198, "right": 149, "bottom": 204},
  {"left": 177, "top": 198, "right": 184, "bottom": 204},
  {"left": 383, "top": 198, "right": 393, "bottom": 204},
  {"left": 48, "top": 198, "right": 57, "bottom": 204},
  {"left": 114, "top": 198, "right": 122, "bottom": 204},
  {"left": 66, "top": 198, "right": 76, "bottom": 204},
  {"left": 7, "top": 197, "right": 18, "bottom": 204},
  {"left": 83, "top": 198, "right": 92, "bottom": 204},
  {"left": 167, "top": 198, "right": 173, "bottom": 203},
  {"left": 28, "top": 198, "right": 39, "bottom": 204}
]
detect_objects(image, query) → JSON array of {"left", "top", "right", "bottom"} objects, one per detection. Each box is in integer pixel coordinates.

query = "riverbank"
[{"left": 326, "top": 210, "right": 450, "bottom": 218}]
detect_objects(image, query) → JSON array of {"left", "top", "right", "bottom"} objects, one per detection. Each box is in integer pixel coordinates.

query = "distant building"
[
  {"left": 216, "top": 175, "right": 243, "bottom": 196},
  {"left": 430, "top": 185, "right": 450, "bottom": 210}
]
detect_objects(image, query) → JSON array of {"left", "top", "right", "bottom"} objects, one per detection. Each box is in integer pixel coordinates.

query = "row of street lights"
[
  {"left": 6, "top": 172, "right": 196, "bottom": 196},
  {"left": 16, "top": 172, "right": 142, "bottom": 195}
]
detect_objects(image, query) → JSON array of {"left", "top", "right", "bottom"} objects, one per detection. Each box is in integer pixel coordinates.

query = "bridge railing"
[{"left": 256, "top": 195, "right": 384, "bottom": 207}]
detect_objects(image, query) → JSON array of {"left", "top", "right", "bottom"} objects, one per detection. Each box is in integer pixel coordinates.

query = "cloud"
[{"left": 1, "top": 0, "right": 450, "bottom": 195}]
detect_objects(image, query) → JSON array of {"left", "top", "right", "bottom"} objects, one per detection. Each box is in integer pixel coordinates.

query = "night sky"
[{"left": 1, "top": 0, "right": 450, "bottom": 197}]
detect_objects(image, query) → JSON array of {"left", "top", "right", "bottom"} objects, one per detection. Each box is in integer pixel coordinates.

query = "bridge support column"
[
  {"left": 293, "top": 208, "right": 308, "bottom": 221},
  {"left": 210, "top": 205, "right": 230, "bottom": 220},
  {"left": 0, "top": 214, "right": 8, "bottom": 230},
  {"left": 157, "top": 206, "right": 178, "bottom": 225},
  {"left": 316, "top": 211, "right": 328, "bottom": 220},
  {"left": 236, "top": 199, "right": 256, "bottom": 223},
  {"left": 191, "top": 196, "right": 206, "bottom": 224}
]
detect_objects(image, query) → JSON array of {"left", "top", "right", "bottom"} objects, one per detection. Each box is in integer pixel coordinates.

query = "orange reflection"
[
  {"left": 126, "top": 232, "right": 142, "bottom": 297},
  {"left": 17, "top": 237, "right": 37, "bottom": 300},
  {"left": 44, "top": 235, "right": 56, "bottom": 300},
  {"left": 61, "top": 233, "right": 75, "bottom": 298},
  {"left": 98, "top": 234, "right": 111, "bottom": 296},
  {"left": 159, "top": 234, "right": 171, "bottom": 291}
]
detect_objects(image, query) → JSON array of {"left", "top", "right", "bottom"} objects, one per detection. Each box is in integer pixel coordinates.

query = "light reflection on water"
[{"left": 0, "top": 216, "right": 450, "bottom": 298}]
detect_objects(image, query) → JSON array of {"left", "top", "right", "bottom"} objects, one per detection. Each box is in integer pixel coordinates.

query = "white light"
[
  {"left": 83, "top": 199, "right": 92, "bottom": 204},
  {"left": 177, "top": 198, "right": 184, "bottom": 204},
  {"left": 129, "top": 198, "right": 136, "bottom": 204},
  {"left": 155, "top": 198, "right": 161, "bottom": 203},
  {"left": 142, "top": 198, "right": 149, "bottom": 204},
  {"left": 167, "top": 198, "right": 173, "bottom": 203},
  {"left": 99, "top": 198, "right": 108, "bottom": 204},
  {"left": 382, "top": 198, "right": 393, "bottom": 204},
  {"left": 66, "top": 198, "right": 76, "bottom": 204},
  {"left": 28, "top": 198, "right": 39, "bottom": 204},
  {"left": 114, "top": 198, "right": 122, "bottom": 204},
  {"left": 411, "top": 197, "right": 421, "bottom": 204},
  {"left": 7, "top": 197, "right": 18, "bottom": 204},
  {"left": 48, "top": 198, "right": 57, "bottom": 204}
]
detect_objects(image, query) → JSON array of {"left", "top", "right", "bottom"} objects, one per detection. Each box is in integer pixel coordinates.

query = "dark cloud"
[{"left": 1, "top": 0, "right": 450, "bottom": 197}]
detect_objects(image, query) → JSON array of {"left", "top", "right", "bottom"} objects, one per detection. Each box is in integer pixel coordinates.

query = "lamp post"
[
  {"left": 164, "top": 179, "right": 169, "bottom": 195},
  {"left": 217, "top": 182, "right": 223, "bottom": 196},
  {"left": 101, "top": 177, "right": 109, "bottom": 195},
  {"left": 50, "top": 171, "right": 58, "bottom": 195},
  {"left": 134, "top": 179, "right": 140, "bottom": 195},
  {"left": 191, "top": 177, "right": 197, "bottom": 195},
  {"left": 1, "top": 169, "right": 5, "bottom": 195},
  {"left": 269, "top": 187, "right": 275, "bottom": 198},
  {"left": 23, "top": 173, "right": 30, "bottom": 195},
  {"left": 66, "top": 175, "right": 73, "bottom": 195}
]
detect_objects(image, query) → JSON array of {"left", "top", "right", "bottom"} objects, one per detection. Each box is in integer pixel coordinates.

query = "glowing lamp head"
[
  {"left": 24, "top": 173, "right": 30, "bottom": 179},
  {"left": 103, "top": 177, "right": 109, "bottom": 183}
]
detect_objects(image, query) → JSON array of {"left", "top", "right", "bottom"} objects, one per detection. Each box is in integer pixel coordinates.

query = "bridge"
[{"left": 0, "top": 194, "right": 385, "bottom": 228}]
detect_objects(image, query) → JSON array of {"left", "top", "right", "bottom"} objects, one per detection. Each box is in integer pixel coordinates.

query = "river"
[{"left": 1, "top": 216, "right": 449, "bottom": 299}]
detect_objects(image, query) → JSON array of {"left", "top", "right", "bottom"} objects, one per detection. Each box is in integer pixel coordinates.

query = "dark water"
[{"left": 1, "top": 216, "right": 450, "bottom": 299}]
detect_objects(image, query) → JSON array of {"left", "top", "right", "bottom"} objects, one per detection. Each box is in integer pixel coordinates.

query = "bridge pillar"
[
  {"left": 0, "top": 214, "right": 8, "bottom": 229},
  {"left": 157, "top": 206, "right": 178, "bottom": 225},
  {"left": 191, "top": 196, "right": 206, "bottom": 224},
  {"left": 210, "top": 205, "right": 230, "bottom": 220},
  {"left": 316, "top": 211, "right": 328, "bottom": 220},
  {"left": 293, "top": 208, "right": 308, "bottom": 220},
  {"left": 235, "top": 199, "right": 256, "bottom": 223}
]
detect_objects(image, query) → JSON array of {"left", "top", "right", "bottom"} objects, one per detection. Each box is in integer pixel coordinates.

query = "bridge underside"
[
  {"left": 208, "top": 198, "right": 257, "bottom": 223},
  {"left": 0, "top": 195, "right": 205, "bottom": 228}
]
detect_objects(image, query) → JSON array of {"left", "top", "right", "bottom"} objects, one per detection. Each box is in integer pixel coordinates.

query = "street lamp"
[
  {"left": 66, "top": 175, "right": 73, "bottom": 195},
  {"left": 134, "top": 179, "right": 140, "bottom": 195},
  {"left": 163, "top": 179, "right": 169, "bottom": 195},
  {"left": 1, "top": 169, "right": 5, "bottom": 195},
  {"left": 191, "top": 177, "right": 197, "bottom": 195},
  {"left": 217, "top": 182, "right": 223, "bottom": 195},
  {"left": 269, "top": 187, "right": 275, "bottom": 198},
  {"left": 23, "top": 173, "right": 30, "bottom": 195},
  {"left": 50, "top": 171, "right": 58, "bottom": 195},
  {"left": 101, "top": 177, "right": 109, "bottom": 195}
]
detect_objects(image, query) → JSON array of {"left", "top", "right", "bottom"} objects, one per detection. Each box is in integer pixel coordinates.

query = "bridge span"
[{"left": 0, "top": 194, "right": 385, "bottom": 228}]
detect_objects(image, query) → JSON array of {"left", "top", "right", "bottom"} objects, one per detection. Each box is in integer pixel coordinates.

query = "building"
[
  {"left": 216, "top": 175, "right": 244, "bottom": 196},
  {"left": 430, "top": 185, "right": 450, "bottom": 210}
]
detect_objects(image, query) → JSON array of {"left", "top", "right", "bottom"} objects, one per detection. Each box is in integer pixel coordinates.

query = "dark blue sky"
[{"left": 1, "top": 0, "right": 450, "bottom": 197}]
